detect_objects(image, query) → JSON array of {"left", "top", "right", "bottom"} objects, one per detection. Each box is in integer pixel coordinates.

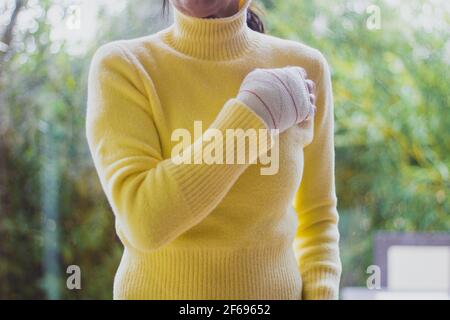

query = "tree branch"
[{"left": 0, "top": 0, "right": 25, "bottom": 68}]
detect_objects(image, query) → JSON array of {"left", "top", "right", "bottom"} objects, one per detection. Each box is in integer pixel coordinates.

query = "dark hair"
[{"left": 161, "top": 0, "right": 265, "bottom": 34}]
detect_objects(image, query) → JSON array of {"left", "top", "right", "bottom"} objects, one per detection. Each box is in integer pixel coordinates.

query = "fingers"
[
  {"left": 293, "top": 67, "right": 307, "bottom": 80},
  {"left": 298, "top": 71, "right": 316, "bottom": 105},
  {"left": 284, "top": 66, "right": 306, "bottom": 78},
  {"left": 309, "top": 93, "right": 316, "bottom": 106},
  {"left": 306, "top": 79, "right": 316, "bottom": 94},
  {"left": 289, "top": 67, "right": 316, "bottom": 105},
  {"left": 284, "top": 65, "right": 317, "bottom": 118},
  {"left": 304, "top": 104, "right": 317, "bottom": 122},
  {"left": 286, "top": 66, "right": 316, "bottom": 92}
]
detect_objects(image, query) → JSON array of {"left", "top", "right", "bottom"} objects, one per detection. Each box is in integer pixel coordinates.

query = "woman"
[{"left": 86, "top": 0, "right": 341, "bottom": 300}]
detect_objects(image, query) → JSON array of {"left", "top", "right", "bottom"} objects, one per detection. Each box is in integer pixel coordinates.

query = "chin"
[{"left": 179, "top": 0, "right": 223, "bottom": 18}]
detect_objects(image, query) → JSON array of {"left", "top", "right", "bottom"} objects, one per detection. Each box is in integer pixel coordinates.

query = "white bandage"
[{"left": 237, "top": 66, "right": 314, "bottom": 133}]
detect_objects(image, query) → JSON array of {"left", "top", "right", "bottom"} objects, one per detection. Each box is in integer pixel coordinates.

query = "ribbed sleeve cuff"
[
  {"left": 301, "top": 265, "right": 341, "bottom": 300},
  {"left": 164, "top": 98, "right": 273, "bottom": 215}
]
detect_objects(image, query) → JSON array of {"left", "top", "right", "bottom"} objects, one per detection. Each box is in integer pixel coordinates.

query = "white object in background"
[
  {"left": 341, "top": 287, "right": 450, "bottom": 300},
  {"left": 387, "top": 245, "right": 450, "bottom": 291}
]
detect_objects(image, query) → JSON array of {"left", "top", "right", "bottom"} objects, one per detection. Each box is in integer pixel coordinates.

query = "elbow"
[
  {"left": 296, "top": 199, "right": 339, "bottom": 231},
  {"left": 109, "top": 170, "right": 185, "bottom": 252},
  {"left": 122, "top": 223, "right": 172, "bottom": 252},
  {"left": 113, "top": 192, "right": 176, "bottom": 252},
  {"left": 104, "top": 159, "right": 190, "bottom": 251}
]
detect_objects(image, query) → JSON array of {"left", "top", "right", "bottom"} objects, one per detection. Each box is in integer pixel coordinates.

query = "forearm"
[
  {"left": 88, "top": 98, "right": 272, "bottom": 252},
  {"left": 293, "top": 200, "right": 341, "bottom": 299}
]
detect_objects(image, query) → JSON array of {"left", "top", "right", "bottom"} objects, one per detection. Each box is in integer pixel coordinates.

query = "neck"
[{"left": 162, "top": 0, "right": 257, "bottom": 61}]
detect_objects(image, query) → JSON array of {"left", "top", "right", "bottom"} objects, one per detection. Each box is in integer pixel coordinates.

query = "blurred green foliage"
[
  {"left": 0, "top": 0, "right": 448, "bottom": 299},
  {"left": 266, "top": 0, "right": 450, "bottom": 286}
]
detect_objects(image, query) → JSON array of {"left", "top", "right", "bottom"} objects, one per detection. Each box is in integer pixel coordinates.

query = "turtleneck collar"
[{"left": 162, "top": 0, "right": 258, "bottom": 61}]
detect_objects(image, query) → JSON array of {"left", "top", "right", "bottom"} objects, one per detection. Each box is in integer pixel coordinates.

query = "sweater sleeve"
[
  {"left": 86, "top": 43, "right": 272, "bottom": 252},
  {"left": 292, "top": 53, "right": 342, "bottom": 300}
]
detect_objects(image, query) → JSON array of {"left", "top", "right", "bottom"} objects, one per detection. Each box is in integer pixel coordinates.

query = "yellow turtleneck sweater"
[{"left": 86, "top": 0, "right": 341, "bottom": 300}]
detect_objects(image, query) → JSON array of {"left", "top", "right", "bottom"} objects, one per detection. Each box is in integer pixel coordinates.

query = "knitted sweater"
[{"left": 86, "top": 0, "right": 341, "bottom": 300}]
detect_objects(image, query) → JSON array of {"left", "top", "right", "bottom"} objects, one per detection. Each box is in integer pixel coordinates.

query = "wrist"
[{"left": 236, "top": 91, "right": 276, "bottom": 131}]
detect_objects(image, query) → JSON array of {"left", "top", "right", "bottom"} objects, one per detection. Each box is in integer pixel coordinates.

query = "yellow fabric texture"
[{"left": 86, "top": 0, "right": 341, "bottom": 300}]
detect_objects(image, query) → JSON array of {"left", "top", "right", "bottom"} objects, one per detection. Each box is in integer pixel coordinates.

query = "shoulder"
[
  {"left": 88, "top": 39, "right": 151, "bottom": 90},
  {"left": 90, "top": 33, "right": 160, "bottom": 70},
  {"left": 91, "top": 40, "right": 126, "bottom": 65},
  {"left": 91, "top": 38, "right": 142, "bottom": 66},
  {"left": 256, "top": 32, "right": 330, "bottom": 81},
  {"left": 89, "top": 40, "right": 131, "bottom": 80}
]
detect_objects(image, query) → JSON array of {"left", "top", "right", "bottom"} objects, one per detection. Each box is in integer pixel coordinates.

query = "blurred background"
[{"left": 0, "top": 0, "right": 448, "bottom": 299}]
